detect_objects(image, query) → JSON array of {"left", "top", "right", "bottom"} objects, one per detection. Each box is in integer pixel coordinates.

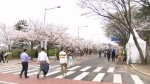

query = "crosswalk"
[{"left": 0, "top": 65, "right": 145, "bottom": 84}]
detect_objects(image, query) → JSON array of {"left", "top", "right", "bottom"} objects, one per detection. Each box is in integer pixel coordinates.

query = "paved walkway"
[{"left": 131, "top": 63, "right": 150, "bottom": 77}]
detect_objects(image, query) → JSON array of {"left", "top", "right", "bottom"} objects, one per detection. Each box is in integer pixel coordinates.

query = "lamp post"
[
  {"left": 42, "top": 6, "right": 61, "bottom": 49},
  {"left": 44, "top": 6, "right": 61, "bottom": 25},
  {"left": 78, "top": 26, "right": 88, "bottom": 49}
]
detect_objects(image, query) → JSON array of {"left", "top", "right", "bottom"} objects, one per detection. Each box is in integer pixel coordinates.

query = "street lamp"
[
  {"left": 44, "top": 6, "right": 61, "bottom": 25},
  {"left": 42, "top": 6, "right": 61, "bottom": 49},
  {"left": 78, "top": 26, "right": 88, "bottom": 49}
]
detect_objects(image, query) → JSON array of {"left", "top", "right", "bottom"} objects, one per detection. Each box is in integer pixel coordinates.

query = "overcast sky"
[{"left": 0, "top": 0, "right": 111, "bottom": 43}]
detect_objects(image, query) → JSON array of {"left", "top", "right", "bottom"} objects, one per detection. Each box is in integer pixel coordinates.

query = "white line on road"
[
  {"left": 107, "top": 67, "right": 114, "bottom": 73},
  {"left": 93, "top": 67, "right": 103, "bottom": 72},
  {"left": 80, "top": 66, "right": 91, "bottom": 71},
  {"left": 13, "top": 68, "right": 38, "bottom": 74},
  {"left": 131, "top": 75, "right": 144, "bottom": 84},
  {"left": 113, "top": 74, "right": 122, "bottom": 83},
  {"left": 46, "top": 71, "right": 60, "bottom": 76},
  {"left": 92, "top": 73, "right": 105, "bottom": 82},
  {"left": 55, "top": 71, "right": 75, "bottom": 78},
  {"left": 68, "top": 66, "right": 80, "bottom": 70},
  {"left": 73, "top": 72, "right": 89, "bottom": 80}
]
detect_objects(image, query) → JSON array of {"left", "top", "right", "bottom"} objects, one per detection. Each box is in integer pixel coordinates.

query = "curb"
[{"left": 130, "top": 64, "right": 150, "bottom": 77}]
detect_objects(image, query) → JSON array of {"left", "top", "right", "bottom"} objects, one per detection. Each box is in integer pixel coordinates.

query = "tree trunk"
[
  {"left": 30, "top": 42, "right": 34, "bottom": 60},
  {"left": 8, "top": 45, "right": 11, "bottom": 52},
  {"left": 128, "top": 0, "right": 146, "bottom": 64},
  {"left": 130, "top": 29, "right": 147, "bottom": 64}
]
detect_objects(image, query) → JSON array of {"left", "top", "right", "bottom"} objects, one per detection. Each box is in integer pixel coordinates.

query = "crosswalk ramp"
[{"left": 0, "top": 65, "right": 145, "bottom": 84}]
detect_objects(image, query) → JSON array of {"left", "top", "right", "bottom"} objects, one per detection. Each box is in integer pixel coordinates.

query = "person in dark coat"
[
  {"left": 98, "top": 50, "right": 101, "bottom": 58},
  {"left": 42, "top": 62, "right": 49, "bottom": 75},
  {"left": 0, "top": 51, "right": 5, "bottom": 63},
  {"left": 112, "top": 49, "right": 116, "bottom": 62},
  {"left": 56, "top": 51, "right": 59, "bottom": 60},
  {"left": 107, "top": 50, "right": 110, "bottom": 62}
]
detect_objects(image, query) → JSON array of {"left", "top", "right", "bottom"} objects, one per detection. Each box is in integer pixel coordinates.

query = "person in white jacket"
[
  {"left": 59, "top": 47, "right": 67, "bottom": 78},
  {"left": 37, "top": 48, "right": 49, "bottom": 78}
]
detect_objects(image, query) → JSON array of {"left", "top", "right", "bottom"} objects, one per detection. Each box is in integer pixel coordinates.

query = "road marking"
[
  {"left": 68, "top": 66, "right": 80, "bottom": 70},
  {"left": 93, "top": 67, "right": 102, "bottom": 72},
  {"left": 13, "top": 68, "right": 38, "bottom": 74},
  {"left": 46, "top": 71, "right": 60, "bottom": 76},
  {"left": 113, "top": 74, "right": 122, "bottom": 83},
  {"left": 131, "top": 75, "right": 144, "bottom": 84},
  {"left": 2, "top": 69, "right": 22, "bottom": 73},
  {"left": 28, "top": 72, "right": 38, "bottom": 76},
  {"left": 92, "top": 73, "right": 105, "bottom": 82},
  {"left": 55, "top": 71, "right": 75, "bottom": 78},
  {"left": 49, "top": 65, "right": 60, "bottom": 68},
  {"left": 0, "top": 81, "right": 17, "bottom": 84},
  {"left": 73, "top": 72, "right": 89, "bottom": 80},
  {"left": 56, "top": 67, "right": 61, "bottom": 70},
  {"left": 107, "top": 67, "right": 114, "bottom": 73},
  {"left": 80, "top": 66, "right": 91, "bottom": 71},
  {"left": 0, "top": 67, "right": 21, "bottom": 72}
]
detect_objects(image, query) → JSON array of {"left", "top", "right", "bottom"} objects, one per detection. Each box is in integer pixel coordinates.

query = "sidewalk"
[{"left": 131, "top": 63, "right": 150, "bottom": 77}]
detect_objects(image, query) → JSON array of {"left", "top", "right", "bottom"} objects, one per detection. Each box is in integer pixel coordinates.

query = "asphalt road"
[{"left": 0, "top": 54, "right": 150, "bottom": 84}]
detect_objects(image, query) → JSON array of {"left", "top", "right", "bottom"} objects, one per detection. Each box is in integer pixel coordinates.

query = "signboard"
[{"left": 111, "top": 36, "right": 120, "bottom": 41}]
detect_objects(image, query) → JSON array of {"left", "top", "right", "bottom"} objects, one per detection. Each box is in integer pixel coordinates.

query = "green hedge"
[
  {"left": 1, "top": 48, "right": 58, "bottom": 59},
  {"left": 11, "top": 48, "right": 57, "bottom": 58},
  {"left": 48, "top": 49, "right": 57, "bottom": 56}
]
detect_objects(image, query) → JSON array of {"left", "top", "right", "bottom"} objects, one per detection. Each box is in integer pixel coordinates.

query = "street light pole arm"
[
  {"left": 44, "top": 6, "right": 61, "bottom": 25},
  {"left": 45, "top": 6, "right": 61, "bottom": 10}
]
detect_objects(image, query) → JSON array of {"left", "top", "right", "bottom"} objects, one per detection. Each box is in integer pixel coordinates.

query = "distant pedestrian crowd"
[{"left": 98, "top": 47, "right": 127, "bottom": 64}]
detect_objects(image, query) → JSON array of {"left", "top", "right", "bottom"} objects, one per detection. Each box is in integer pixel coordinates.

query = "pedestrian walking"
[
  {"left": 20, "top": 49, "right": 30, "bottom": 78},
  {"left": 56, "top": 50, "right": 60, "bottom": 61},
  {"left": 67, "top": 50, "right": 73, "bottom": 67},
  {"left": 0, "top": 51, "right": 5, "bottom": 63},
  {"left": 112, "top": 49, "right": 116, "bottom": 62},
  {"left": 37, "top": 48, "right": 49, "bottom": 79},
  {"left": 98, "top": 50, "right": 101, "bottom": 58},
  {"left": 116, "top": 48, "right": 123, "bottom": 64},
  {"left": 104, "top": 50, "right": 107, "bottom": 57},
  {"left": 59, "top": 47, "right": 68, "bottom": 78},
  {"left": 107, "top": 50, "right": 110, "bottom": 62},
  {"left": 4, "top": 52, "right": 8, "bottom": 63}
]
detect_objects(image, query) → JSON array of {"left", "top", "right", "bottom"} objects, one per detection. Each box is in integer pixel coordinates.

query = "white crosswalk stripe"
[
  {"left": 55, "top": 71, "right": 75, "bottom": 78},
  {"left": 131, "top": 75, "right": 144, "bottom": 84},
  {"left": 46, "top": 71, "right": 60, "bottom": 76},
  {"left": 68, "top": 66, "right": 80, "bottom": 70},
  {"left": 93, "top": 67, "right": 102, "bottom": 72},
  {"left": 92, "top": 73, "right": 105, "bottom": 82},
  {"left": 80, "top": 66, "right": 91, "bottom": 71},
  {"left": 107, "top": 67, "right": 114, "bottom": 73},
  {"left": 0, "top": 65, "right": 145, "bottom": 84},
  {"left": 113, "top": 74, "right": 122, "bottom": 83},
  {"left": 13, "top": 68, "right": 38, "bottom": 74},
  {"left": 73, "top": 72, "right": 89, "bottom": 80}
]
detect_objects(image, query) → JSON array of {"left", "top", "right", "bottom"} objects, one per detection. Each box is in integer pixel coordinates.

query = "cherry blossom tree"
[
  {"left": 0, "top": 23, "right": 16, "bottom": 51},
  {"left": 44, "top": 23, "right": 68, "bottom": 54}
]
